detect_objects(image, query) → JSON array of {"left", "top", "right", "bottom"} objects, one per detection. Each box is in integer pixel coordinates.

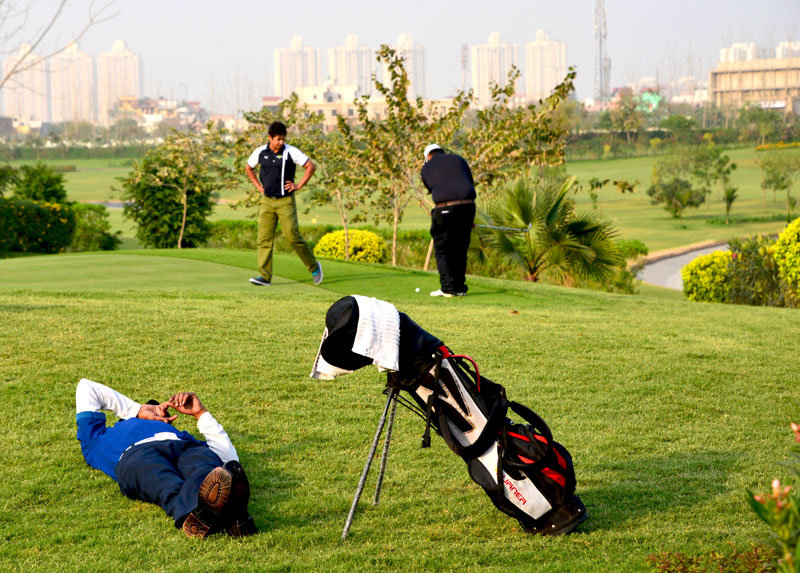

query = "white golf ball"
[{"left": 415, "top": 288, "right": 420, "bottom": 292}]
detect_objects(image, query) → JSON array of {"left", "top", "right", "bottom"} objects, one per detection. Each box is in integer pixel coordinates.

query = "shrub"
[
  {"left": 773, "top": 217, "right": 800, "bottom": 294},
  {"left": 13, "top": 162, "right": 68, "bottom": 203},
  {"left": 69, "top": 203, "right": 121, "bottom": 252},
  {"left": 313, "top": 229, "right": 388, "bottom": 263},
  {"left": 728, "top": 235, "right": 796, "bottom": 308},
  {"left": 646, "top": 544, "right": 771, "bottom": 572},
  {"left": 681, "top": 250, "right": 731, "bottom": 303},
  {"left": 0, "top": 197, "right": 75, "bottom": 253}
]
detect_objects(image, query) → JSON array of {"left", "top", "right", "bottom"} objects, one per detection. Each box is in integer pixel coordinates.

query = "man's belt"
[{"left": 435, "top": 199, "right": 474, "bottom": 208}]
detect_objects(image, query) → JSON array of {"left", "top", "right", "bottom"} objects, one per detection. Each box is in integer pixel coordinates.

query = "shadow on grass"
[
  {"left": 578, "top": 450, "right": 742, "bottom": 532},
  {"left": 0, "top": 304, "right": 66, "bottom": 313}
]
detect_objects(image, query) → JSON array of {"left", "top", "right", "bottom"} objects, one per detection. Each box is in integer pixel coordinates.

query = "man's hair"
[{"left": 268, "top": 121, "right": 288, "bottom": 137}]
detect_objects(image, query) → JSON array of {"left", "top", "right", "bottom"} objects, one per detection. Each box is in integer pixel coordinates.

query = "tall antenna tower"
[{"left": 594, "top": 0, "right": 611, "bottom": 101}]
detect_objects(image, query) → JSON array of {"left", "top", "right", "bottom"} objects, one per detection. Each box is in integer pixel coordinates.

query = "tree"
[
  {"left": 477, "top": 176, "right": 620, "bottom": 284},
  {"left": 0, "top": 1, "right": 115, "bottom": 92},
  {"left": 659, "top": 115, "right": 697, "bottom": 143},
  {"left": 0, "top": 165, "right": 18, "bottom": 198},
  {"left": 13, "top": 162, "right": 67, "bottom": 203},
  {"left": 646, "top": 152, "right": 705, "bottom": 218},
  {"left": 738, "top": 106, "right": 782, "bottom": 146},
  {"left": 757, "top": 152, "right": 800, "bottom": 222},
  {"left": 722, "top": 184, "right": 739, "bottom": 224},
  {"left": 119, "top": 124, "right": 238, "bottom": 248},
  {"left": 609, "top": 90, "right": 641, "bottom": 145},
  {"left": 348, "top": 45, "right": 470, "bottom": 265}
]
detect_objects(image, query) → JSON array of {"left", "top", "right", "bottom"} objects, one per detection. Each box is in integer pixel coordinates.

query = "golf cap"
[{"left": 424, "top": 143, "right": 442, "bottom": 158}]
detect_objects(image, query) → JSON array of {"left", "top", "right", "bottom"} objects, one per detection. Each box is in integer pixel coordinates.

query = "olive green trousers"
[{"left": 257, "top": 194, "right": 317, "bottom": 281}]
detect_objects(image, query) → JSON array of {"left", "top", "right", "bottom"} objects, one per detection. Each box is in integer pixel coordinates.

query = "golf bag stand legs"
[{"left": 341, "top": 387, "right": 398, "bottom": 540}]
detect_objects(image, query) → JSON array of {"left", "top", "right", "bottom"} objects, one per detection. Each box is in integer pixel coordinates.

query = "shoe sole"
[
  {"left": 249, "top": 279, "right": 270, "bottom": 286},
  {"left": 199, "top": 466, "right": 233, "bottom": 513},
  {"left": 312, "top": 264, "right": 323, "bottom": 285},
  {"left": 182, "top": 511, "right": 212, "bottom": 538}
]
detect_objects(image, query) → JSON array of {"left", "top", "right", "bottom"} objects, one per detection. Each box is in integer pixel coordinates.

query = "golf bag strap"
[{"left": 436, "top": 393, "right": 508, "bottom": 460}]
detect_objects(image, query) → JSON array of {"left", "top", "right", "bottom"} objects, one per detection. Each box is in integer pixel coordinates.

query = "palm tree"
[{"left": 476, "top": 176, "right": 621, "bottom": 284}]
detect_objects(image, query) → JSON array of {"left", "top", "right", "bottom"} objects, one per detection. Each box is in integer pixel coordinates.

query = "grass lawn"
[
  {"left": 1, "top": 249, "right": 798, "bottom": 571},
  {"left": 15, "top": 146, "right": 793, "bottom": 253}
]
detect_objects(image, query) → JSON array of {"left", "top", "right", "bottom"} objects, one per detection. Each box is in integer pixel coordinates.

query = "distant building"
[
  {"left": 50, "top": 43, "right": 95, "bottom": 124},
  {"left": 720, "top": 42, "right": 758, "bottom": 63},
  {"left": 525, "top": 30, "right": 566, "bottom": 103},
  {"left": 114, "top": 96, "right": 207, "bottom": 132},
  {"left": 470, "top": 32, "right": 518, "bottom": 108},
  {"left": 97, "top": 40, "right": 141, "bottom": 127},
  {"left": 710, "top": 57, "right": 800, "bottom": 114},
  {"left": 274, "top": 36, "right": 320, "bottom": 99},
  {"left": 776, "top": 41, "right": 800, "bottom": 59},
  {"left": 328, "top": 35, "right": 374, "bottom": 96},
  {"left": 3, "top": 44, "right": 48, "bottom": 122},
  {"left": 382, "top": 34, "right": 426, "bottom": 99}
]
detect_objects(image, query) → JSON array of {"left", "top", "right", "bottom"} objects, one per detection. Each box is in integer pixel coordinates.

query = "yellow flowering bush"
[
  {"left": 681, "top": 250, "right": 731, "bottom": 303},
  {"left": 0, "top": 197, "right": 75, "bottom": 253},
  {"left": 313, "top": 229, "right": 388, "bottom": 263},
  {"left": 773, "top": 217, "right": 800, "bottom": 295}
]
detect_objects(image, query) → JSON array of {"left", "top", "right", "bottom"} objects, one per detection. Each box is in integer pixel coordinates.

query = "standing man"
[
  {"left": 420, "top": 144, "right": 476, "bottom": 297},
  {"left": 75, "top": 378, "right": 256, "bottom": 538},
  {"left": 245, "top": 121, "right": 323, "bottom": 286}
]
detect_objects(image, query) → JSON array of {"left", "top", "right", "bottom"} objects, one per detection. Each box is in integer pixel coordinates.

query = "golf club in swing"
[{"left": 474, "top": 222, "right": 532, "bottom": 233}]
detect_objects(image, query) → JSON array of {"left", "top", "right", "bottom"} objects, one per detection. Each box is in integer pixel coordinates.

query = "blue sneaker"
[
  {"left": 249, "top": 276, "right": 270, "bottom": 286},
  {"left": 312, "top": 262, "right": 323, "bottom": 285}
]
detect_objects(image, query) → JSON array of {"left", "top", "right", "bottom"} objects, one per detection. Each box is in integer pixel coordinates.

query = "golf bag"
[{"left": 315, "top": 296, "right": 587, "bottom": 535}]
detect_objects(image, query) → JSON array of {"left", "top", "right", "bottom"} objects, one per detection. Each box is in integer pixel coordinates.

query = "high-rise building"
[
  {"left": 274, "top": 36, "right": 320, "bottom": 99},
  {"left": 328, "top": 34, "right": 373, "bottom": 96},
  {"left": 382, "top": 34, "right": 426, "bottom": 99},
  {"left": 97, "top": 40, "right": 140, "bottom": 127},
  {"left": 50, "top": 43, "right": 95, "bottom": 124},
  {"left": 720, "top": 42, "right": 757, "bottom": 62},
  {"left": 3, "top": 44, "right": 48, "bottom": 122},
  {"left": 470, "top": 33, "right": 518, "bottom": 108},
  {"left": 525, "top": 30, "right": 566, "bottom": 103}
]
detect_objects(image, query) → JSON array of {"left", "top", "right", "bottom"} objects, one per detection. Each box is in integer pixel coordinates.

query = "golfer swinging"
[
  {"left": 75, "top": 379, "right": 256, "bottom": 538},
  {"left": 245, "top": 121, "right": 323, "bottom": 286},
  {"left": 420, "top": 144, "right": 476, "bottom": 297}
]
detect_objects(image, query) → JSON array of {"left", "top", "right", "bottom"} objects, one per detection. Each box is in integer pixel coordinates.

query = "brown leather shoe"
[
  {"left": 182, "top": 466, "right": 233, "bottom": 538},
  {"left": 222, "top": 461, "right": 257, "bottom": 537}
]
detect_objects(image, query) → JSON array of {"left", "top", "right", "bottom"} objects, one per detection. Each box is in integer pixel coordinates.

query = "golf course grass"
[{"left": 1, "top": 249, "right": 798, "bottom": 571}]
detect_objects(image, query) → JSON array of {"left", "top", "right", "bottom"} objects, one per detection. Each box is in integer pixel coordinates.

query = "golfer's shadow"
[{"left": 576, "top": 450, "right": 742, "bottom": 532}]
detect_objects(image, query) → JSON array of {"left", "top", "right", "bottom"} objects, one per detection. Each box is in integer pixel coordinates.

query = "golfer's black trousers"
[
  {"left": 430, "top": 203, "right": 475, "bottom": 294},
  {"left": 115, "top": 440, "right": 223, "bottom": 526}
]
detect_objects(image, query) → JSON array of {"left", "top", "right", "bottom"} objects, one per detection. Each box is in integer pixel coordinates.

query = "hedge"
[
  {"left": 314, "top": 229, "right": 388, "bottom": 263},
  {"left": 773, "top": 217, "right": 800, "bottom": 294},
  {"left": 681, "top": 250, "right": 731, "bottom": 303},
  {"left": 0, "top": 197, "right": 75, "bottom": 253}
]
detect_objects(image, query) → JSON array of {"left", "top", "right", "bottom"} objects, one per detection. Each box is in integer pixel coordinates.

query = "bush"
[
  {"left": 69, "top": 204, "right": 121, "bottom": 252},
  {"left": 313, "top": 229, "right": 388, "bottom": 263},
  {"left": 13, "top": 162, "right": 68, "bottom": 203},
  {"left": 0, "top": 197, "right": 75, "bottom": 253},
  {"left": 773, "top": 217, "right": 800, "bottom": 294},
  {"left": 728, "top": 235, "right": 796, "bottom": 308},
  {"left": 681, "top": 250, "right": 731, "bottom": 303}
]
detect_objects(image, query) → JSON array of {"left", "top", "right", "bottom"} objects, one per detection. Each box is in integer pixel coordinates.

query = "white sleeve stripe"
[
  {"left": 247, "top": 145, "right": 268, "bottom": 168},
  {"left": 286, "top": 145, "right": 309, "bottom": 167}
]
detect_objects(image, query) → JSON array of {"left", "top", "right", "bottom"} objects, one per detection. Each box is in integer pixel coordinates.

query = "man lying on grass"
[{"left": 75, "top": 379, "right": 256, "bottom": 538}]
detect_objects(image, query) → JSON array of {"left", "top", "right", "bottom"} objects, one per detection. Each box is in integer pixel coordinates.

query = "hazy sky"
[{"left": 18, "top": 0, "right": 800, "bottom": 114}]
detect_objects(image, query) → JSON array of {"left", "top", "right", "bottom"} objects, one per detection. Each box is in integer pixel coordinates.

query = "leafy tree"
[
  {"left": 756, "top": 152, "right": 800, "bottom": 222},
  {"left": 722, "top": 184, "right": 738, "bottom": 224},
  {"left": 738, "top": 106, "right": 782, "bottom": 145},
  {"left": 691, "top": 142, "right": 737, "bottom": 204},
  {"left": 108, "top": 118, "right": 144, "bottom": 143},
  {"left": 476, "top": 176, "right": 620, "bottom": 284},
  {"left": 609, "top": 90, "right": 641, "bottom": 145},
  {"left": 0, "top": 165, "right": 18, "bottom": 197},
  {"left": 646, "top": 152, "right": 705, "bottom": 218},
  {"left": 13, "top": 162, "right": 68, "bottom": 203},
  {"left": 119, "top": 124, "right": 237, "bottom": 248},
  {"left": 659, "top": 114, "right": 696, "bottom": 143}
]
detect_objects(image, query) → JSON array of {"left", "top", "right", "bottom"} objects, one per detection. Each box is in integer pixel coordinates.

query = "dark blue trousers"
[
  {"left": 115, "top": 440, "right": 223, "bottom": 526},
  {"left": 431, "top": 203, "right": 475, "bottom": 294}
]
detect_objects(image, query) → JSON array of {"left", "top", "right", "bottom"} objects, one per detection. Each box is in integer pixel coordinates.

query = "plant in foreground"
[{"left": 747, "top": 423, "right": 800, "bottom": 572}]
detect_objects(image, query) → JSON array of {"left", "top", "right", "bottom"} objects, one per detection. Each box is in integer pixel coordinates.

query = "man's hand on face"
[
  {"left": 168, "top": 392, "right": 208, "bottom": 420},
  {"left": 137, "top": 402, "right": 178, "bottom": 423}
]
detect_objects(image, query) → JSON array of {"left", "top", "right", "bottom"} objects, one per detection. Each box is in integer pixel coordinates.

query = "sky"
[{"left": 12, "top": 0, "right": 800, "bottom": 114}]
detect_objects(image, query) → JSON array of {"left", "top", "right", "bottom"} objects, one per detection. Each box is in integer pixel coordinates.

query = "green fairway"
[
  {"left": 1, "top": 249, "right": 798, "bottom": 571},
  {"left": 16, "top": 147, "right": 792, "bottom": 253}
]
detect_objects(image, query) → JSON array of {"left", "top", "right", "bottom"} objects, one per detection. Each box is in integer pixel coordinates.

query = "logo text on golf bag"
[{"left": 504, "top": 477, "right": 527, "bottom": 506}]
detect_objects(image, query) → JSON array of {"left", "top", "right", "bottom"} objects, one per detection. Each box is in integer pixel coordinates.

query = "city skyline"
[{"left": 4, "top": 0, "right": 799, "bottom": 117}]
